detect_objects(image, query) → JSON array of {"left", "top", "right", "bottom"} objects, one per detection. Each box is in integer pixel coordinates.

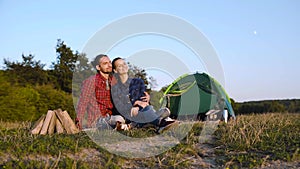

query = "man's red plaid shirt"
[{"left": 76, "top": 73, "right": 113, "bottom": 128}]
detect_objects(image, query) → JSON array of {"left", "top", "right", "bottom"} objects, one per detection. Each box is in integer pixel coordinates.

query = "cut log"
[
  {"left": 54, "top": 109, "right": 69, "bottom": 133},
  {"left": 55, "top": 109, "right": 79, "bottom": 134},
  {"left": 31, "top": 114, "right": 46, "bottom": 135},
  {"left": 62, "top": 110, "right": 79, "bottom": 134},
  {"left": 48, "top": 111, "right": 57, "bottom": 135},
  {"left": 56, "top": 118, "right": 64, "bottom": 134},
  {"left": 40, "top": 110, "right": 54, "bottom": 135}
]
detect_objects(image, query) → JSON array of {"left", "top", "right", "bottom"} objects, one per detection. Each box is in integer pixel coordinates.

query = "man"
[{"left": 76, "top": 54, "right": 125, "bottom": 129}]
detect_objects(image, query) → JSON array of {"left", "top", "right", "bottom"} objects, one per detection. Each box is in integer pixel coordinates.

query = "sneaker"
[
  {"left": 157, "top": 119, "right": 179, "bottom": 134},
  {"left": 115, "top": 121, "right": 131, "bottom": 131},
  {"left": 164, "top": 117, "right": 173, "bottom": 121},
  {"left": 156, "top": 108, "right": 171, "bottom": 119}
]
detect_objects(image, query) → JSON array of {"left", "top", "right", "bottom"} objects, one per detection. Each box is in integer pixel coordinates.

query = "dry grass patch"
[{"left": 215, "top": 113, "right": 300, "bottom": 168}]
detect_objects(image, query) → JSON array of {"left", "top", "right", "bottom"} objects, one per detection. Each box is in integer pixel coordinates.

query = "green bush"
[
  {"left": 35, "top": 85, "right": 75, "bottom": 120},
  {"left": 0, "top": 86, "right": 40, "bottom": 121},
  {"left": 0, "top": 71, "right": 75, "bottom": 122}
]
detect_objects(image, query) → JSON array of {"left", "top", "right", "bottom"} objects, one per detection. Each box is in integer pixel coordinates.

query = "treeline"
[{"left": 231, "top": 99, "right": 300, "bottom": 115}]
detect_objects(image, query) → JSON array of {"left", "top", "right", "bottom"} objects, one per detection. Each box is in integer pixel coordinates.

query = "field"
[{"left": 0, "top": 113, "right": 299, "bottom": 168}]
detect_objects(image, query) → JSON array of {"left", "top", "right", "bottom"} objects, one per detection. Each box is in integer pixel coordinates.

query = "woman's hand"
[
  {"left": 134, "top": 100, "right": 149, "bottom": 108},
  {"left": 130, "top": 107, "right": 139, "bottom": 117},
  {"left": 140, "top": 92, "right": 150, "bottom": 103}
]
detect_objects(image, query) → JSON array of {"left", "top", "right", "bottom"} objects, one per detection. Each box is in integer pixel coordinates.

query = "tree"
[
  {"left": 269, "top": 101, "right": 285, "bottom": 112},
  {"left": 72, "top": 53, "right": 93, "bottom": 100},
  {"left": 52, "top": 39, "right": 79, "bottom": 93},
  {"left": 3, "top": 54, "right": 49, "bottom": 85},
  {"left": 159, "top": 85, "right": 169, "bottom": 93},
  {"left": 230, "top": 98, "right": 239, "bottom": 113},
  {"left": 127, "top": 62, "right": 157, "bottom": 91}
]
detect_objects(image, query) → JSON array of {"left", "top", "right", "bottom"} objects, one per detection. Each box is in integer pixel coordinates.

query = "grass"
[
  {"left": 0, "top": 113, "right": 299, "bottom": 168},
  {"left": 214, "top": 113, "right": 300, "bottom": 168}
]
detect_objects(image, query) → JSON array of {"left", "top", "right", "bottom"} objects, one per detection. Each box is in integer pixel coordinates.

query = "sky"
[{"left": 0, "top": 0, "right": 299, "bottom": 102}]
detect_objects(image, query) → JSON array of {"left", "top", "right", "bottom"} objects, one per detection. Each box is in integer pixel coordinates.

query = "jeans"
[{"left": 96, "top": 115, "right": 125, "bottom": 129}]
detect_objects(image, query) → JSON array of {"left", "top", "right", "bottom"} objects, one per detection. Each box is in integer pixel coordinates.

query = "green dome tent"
[{"left": 160, "top": 72, "right": 236, "bottom": 121}]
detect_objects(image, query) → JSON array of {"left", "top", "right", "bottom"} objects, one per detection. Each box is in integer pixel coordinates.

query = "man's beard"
[
  {"left": 102, "top": 71, "right": 110, "bottom": 74},
  {"left": 101, "top": 70, "right": 112, "bottom": 75},
  {"left": 101, "top": 68, "right": 112, "bottom": 74}
]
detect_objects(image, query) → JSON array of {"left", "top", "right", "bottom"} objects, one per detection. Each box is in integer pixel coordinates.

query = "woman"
[{"left": 111, "top": 57, "right": 176, "bottom": 131}]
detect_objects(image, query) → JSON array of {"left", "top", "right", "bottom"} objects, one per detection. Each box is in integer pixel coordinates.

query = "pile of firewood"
[{"left": 31, "top": 109, "right": 79, "bottom": 135}]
